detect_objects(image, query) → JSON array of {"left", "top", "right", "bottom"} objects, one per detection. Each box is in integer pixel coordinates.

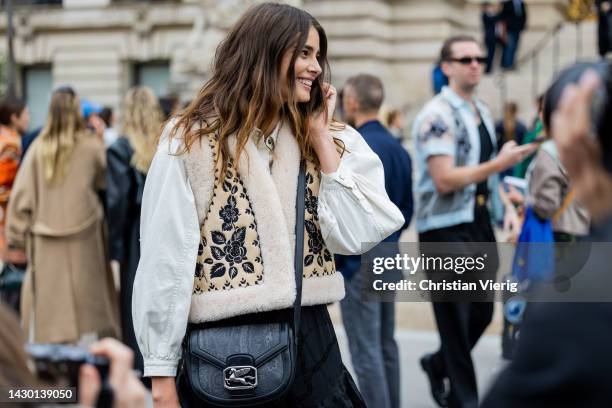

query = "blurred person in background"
[
  {"left": 100, "top": 106, "right": 119, "bottom": 147},
  {"left": 158, "top": 94, "right": 180, "bottom": 120},
  {"left": 520, "top": 83, "right": 590, "bottom": 244},
  {"left": 106, "top": 86, "right": 163, "bottom": 388},
  {"left": 597, "top": 0, "right": 612, "bottom": 58},
  {"left": 482, "top": 61, "right": 612, "bottom": 408},
  {"left": 0, "top": 301, "right": 146, "bottom": 408},
  {"left": 338, "top": 74, "right": 413, "bottom": 408},
  {"left": 386, "top": 108, "right": 405, "bottom": 140},
  {"left": 22, "top": 93, "right": 107, "bottom": 159},
  {"left": 0, "top": 97, "right": 29, "bottom": 263},
  {"left": 512, "top": 94, "right": 544, "bottom": 179},
  {"left": 413, "top": 35, "right": 535, "bottom": 408},
  {"left": 482, "top": 2, "right": 502, "bottom": 74},
  {"left": 81, "top": 99, "right": 106, "bottom": 141},
  {"left": 500, "top": 0, "right": 527, "bottom": 70},
  {"left": 496, "top": 101, "right": 528, "bottom": 179},
  {"left": 496, "top": 102, "right": 527, "bottom": 146},
  {"left": 6, "top": 87, "right": 120, "bottom": 344},
  {"left": 432, "top": 59, "right": 449, "bottom": 94}
]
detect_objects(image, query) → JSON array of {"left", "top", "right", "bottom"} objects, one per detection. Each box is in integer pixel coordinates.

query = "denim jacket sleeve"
[{"left": 132, "top": 127, "right": 200, "bottom": 377}]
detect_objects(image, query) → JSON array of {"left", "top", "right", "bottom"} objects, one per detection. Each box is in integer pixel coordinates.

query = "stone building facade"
[{"left": 0, "top": 0, "right": 577, "bottom": 129}]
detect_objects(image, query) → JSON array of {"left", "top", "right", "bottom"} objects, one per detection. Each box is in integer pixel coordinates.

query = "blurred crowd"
[{"left": 0, "top": 85, "right": 175, "bottom": 406}]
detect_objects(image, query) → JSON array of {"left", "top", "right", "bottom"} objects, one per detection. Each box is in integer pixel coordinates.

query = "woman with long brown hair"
[
  {"left": 6, "top": 86, "right": 119, "bottom": 344},
  {"left": 107, "top": 86, "right": 163, "bottom": 388},
  {"left": 132, "top": 3, "right": 404, "bottom": 407}
]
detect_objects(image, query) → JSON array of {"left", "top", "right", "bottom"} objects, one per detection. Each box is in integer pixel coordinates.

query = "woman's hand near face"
[{"left": 309, "top": 83, "right": 340, "bottom": 174}]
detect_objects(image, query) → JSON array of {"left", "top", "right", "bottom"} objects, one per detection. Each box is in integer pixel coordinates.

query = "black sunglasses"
[{"left": 448, "top": 56, "right": 487, "bottom": 65}]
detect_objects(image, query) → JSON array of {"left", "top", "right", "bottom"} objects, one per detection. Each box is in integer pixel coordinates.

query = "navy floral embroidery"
[
  {"left": 219, "top": 195, "right": 240, "bottom": 231},
  {"left": 193, "top": 137, "right": 336, "bottom": 292},
  {"left": 205, "top": 227, "right": 256, "bottom": 282},
  {"left": 304, "top": 219, "right": 326, "bottom": 268},
  {"left": 305, "top": 186, "right": 318, "bottom": 220},
  {"left": 301, "top": 166, "right": 337, "bottom": 277}
]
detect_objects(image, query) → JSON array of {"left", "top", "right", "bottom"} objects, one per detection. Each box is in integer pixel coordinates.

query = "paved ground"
[{"left": 335, "top": 327, "right": 507, "bottom": 408}]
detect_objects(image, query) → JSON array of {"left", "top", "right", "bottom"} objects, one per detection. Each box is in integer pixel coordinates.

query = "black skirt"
[{"left": 177, "top": 305, "right": 365, "bottom": 408}]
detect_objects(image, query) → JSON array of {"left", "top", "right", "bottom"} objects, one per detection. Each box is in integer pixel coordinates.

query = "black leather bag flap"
[
  {"left": 188, "top": 322, "right": 290, "bottom": 369},
  {"left": 184, "top": 320, "right": 296, "bottom": 406}
]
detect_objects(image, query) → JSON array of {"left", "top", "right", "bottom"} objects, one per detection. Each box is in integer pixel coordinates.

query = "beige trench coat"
[{"left": 6, "top": 132, "right": 120, "bottom": 343}]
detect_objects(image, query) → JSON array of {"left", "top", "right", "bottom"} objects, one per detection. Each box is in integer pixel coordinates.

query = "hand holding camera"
[
  {"left": 79, "top": 338, "right": 146, "bottom": 408},
  {"left": 27, "top": 338, "right": 146, "bottom": 408}
]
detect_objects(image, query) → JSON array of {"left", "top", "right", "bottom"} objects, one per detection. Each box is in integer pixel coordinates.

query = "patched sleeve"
[{"left": 413, "top": 112, "right": 455, "bottom": 159}]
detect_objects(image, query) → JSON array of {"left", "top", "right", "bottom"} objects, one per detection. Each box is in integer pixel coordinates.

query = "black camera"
[
  {"left": 542, "top": 61, "right": 612, "bottom": 174},
  {"left": 25, "top": 343, "right": 109, "bottom": 388}
]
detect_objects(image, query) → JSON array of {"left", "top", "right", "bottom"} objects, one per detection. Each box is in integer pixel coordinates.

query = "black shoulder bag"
[{"left": 179, "top": 161, "right": 306, "bottom": 407}]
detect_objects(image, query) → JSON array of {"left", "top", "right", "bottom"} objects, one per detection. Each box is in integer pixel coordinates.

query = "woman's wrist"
[{"left": 152, "top": 376, "right": 177, "bottom": 394}]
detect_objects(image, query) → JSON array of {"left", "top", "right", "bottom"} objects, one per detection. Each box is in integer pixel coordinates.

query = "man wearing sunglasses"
[{"left": 412, "top": 35, "right": 536, "bottom": 408}]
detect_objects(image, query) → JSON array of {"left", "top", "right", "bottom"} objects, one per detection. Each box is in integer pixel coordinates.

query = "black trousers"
[{"left": 419, "top": 205, "right": 499, "bottom": 408}]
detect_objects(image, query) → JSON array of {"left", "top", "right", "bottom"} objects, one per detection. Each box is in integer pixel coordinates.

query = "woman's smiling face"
[{"left": 280, "top": 26, "right": 323, "bottom": 103}]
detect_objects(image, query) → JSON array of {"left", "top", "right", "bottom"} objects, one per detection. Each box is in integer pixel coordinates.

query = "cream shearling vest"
[{"left": 182, "top": 126, "right": 345, "bottom": 323}]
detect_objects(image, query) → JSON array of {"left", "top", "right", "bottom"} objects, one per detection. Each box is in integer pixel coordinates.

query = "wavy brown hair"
[{"left": 169, "top": 2, "right": 335, "bottom": 174}]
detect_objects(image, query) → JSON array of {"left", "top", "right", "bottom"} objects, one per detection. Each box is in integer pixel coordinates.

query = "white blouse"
[{"left": 132, "top": 126, "right": 405, "bottom": 377}]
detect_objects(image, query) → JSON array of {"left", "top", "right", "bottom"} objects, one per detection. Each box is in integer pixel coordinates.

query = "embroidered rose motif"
[
  {"left": 305, "top": 187, "right": 318, "bottom": 218},
  {"left": 305, "top": 219, "right": 324, "bottom": 255},
  {"left": 304, "top": 220, "right": 324, "bottom": 266},
  {"left": 207, "top": 228, "right": 250, "bottom": 280},
  {"left": 224, "top": 228, "right": 247, "bottom": 264},
  {"left": 219, "top": 196, "right": 240, "bottom": 231}
]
